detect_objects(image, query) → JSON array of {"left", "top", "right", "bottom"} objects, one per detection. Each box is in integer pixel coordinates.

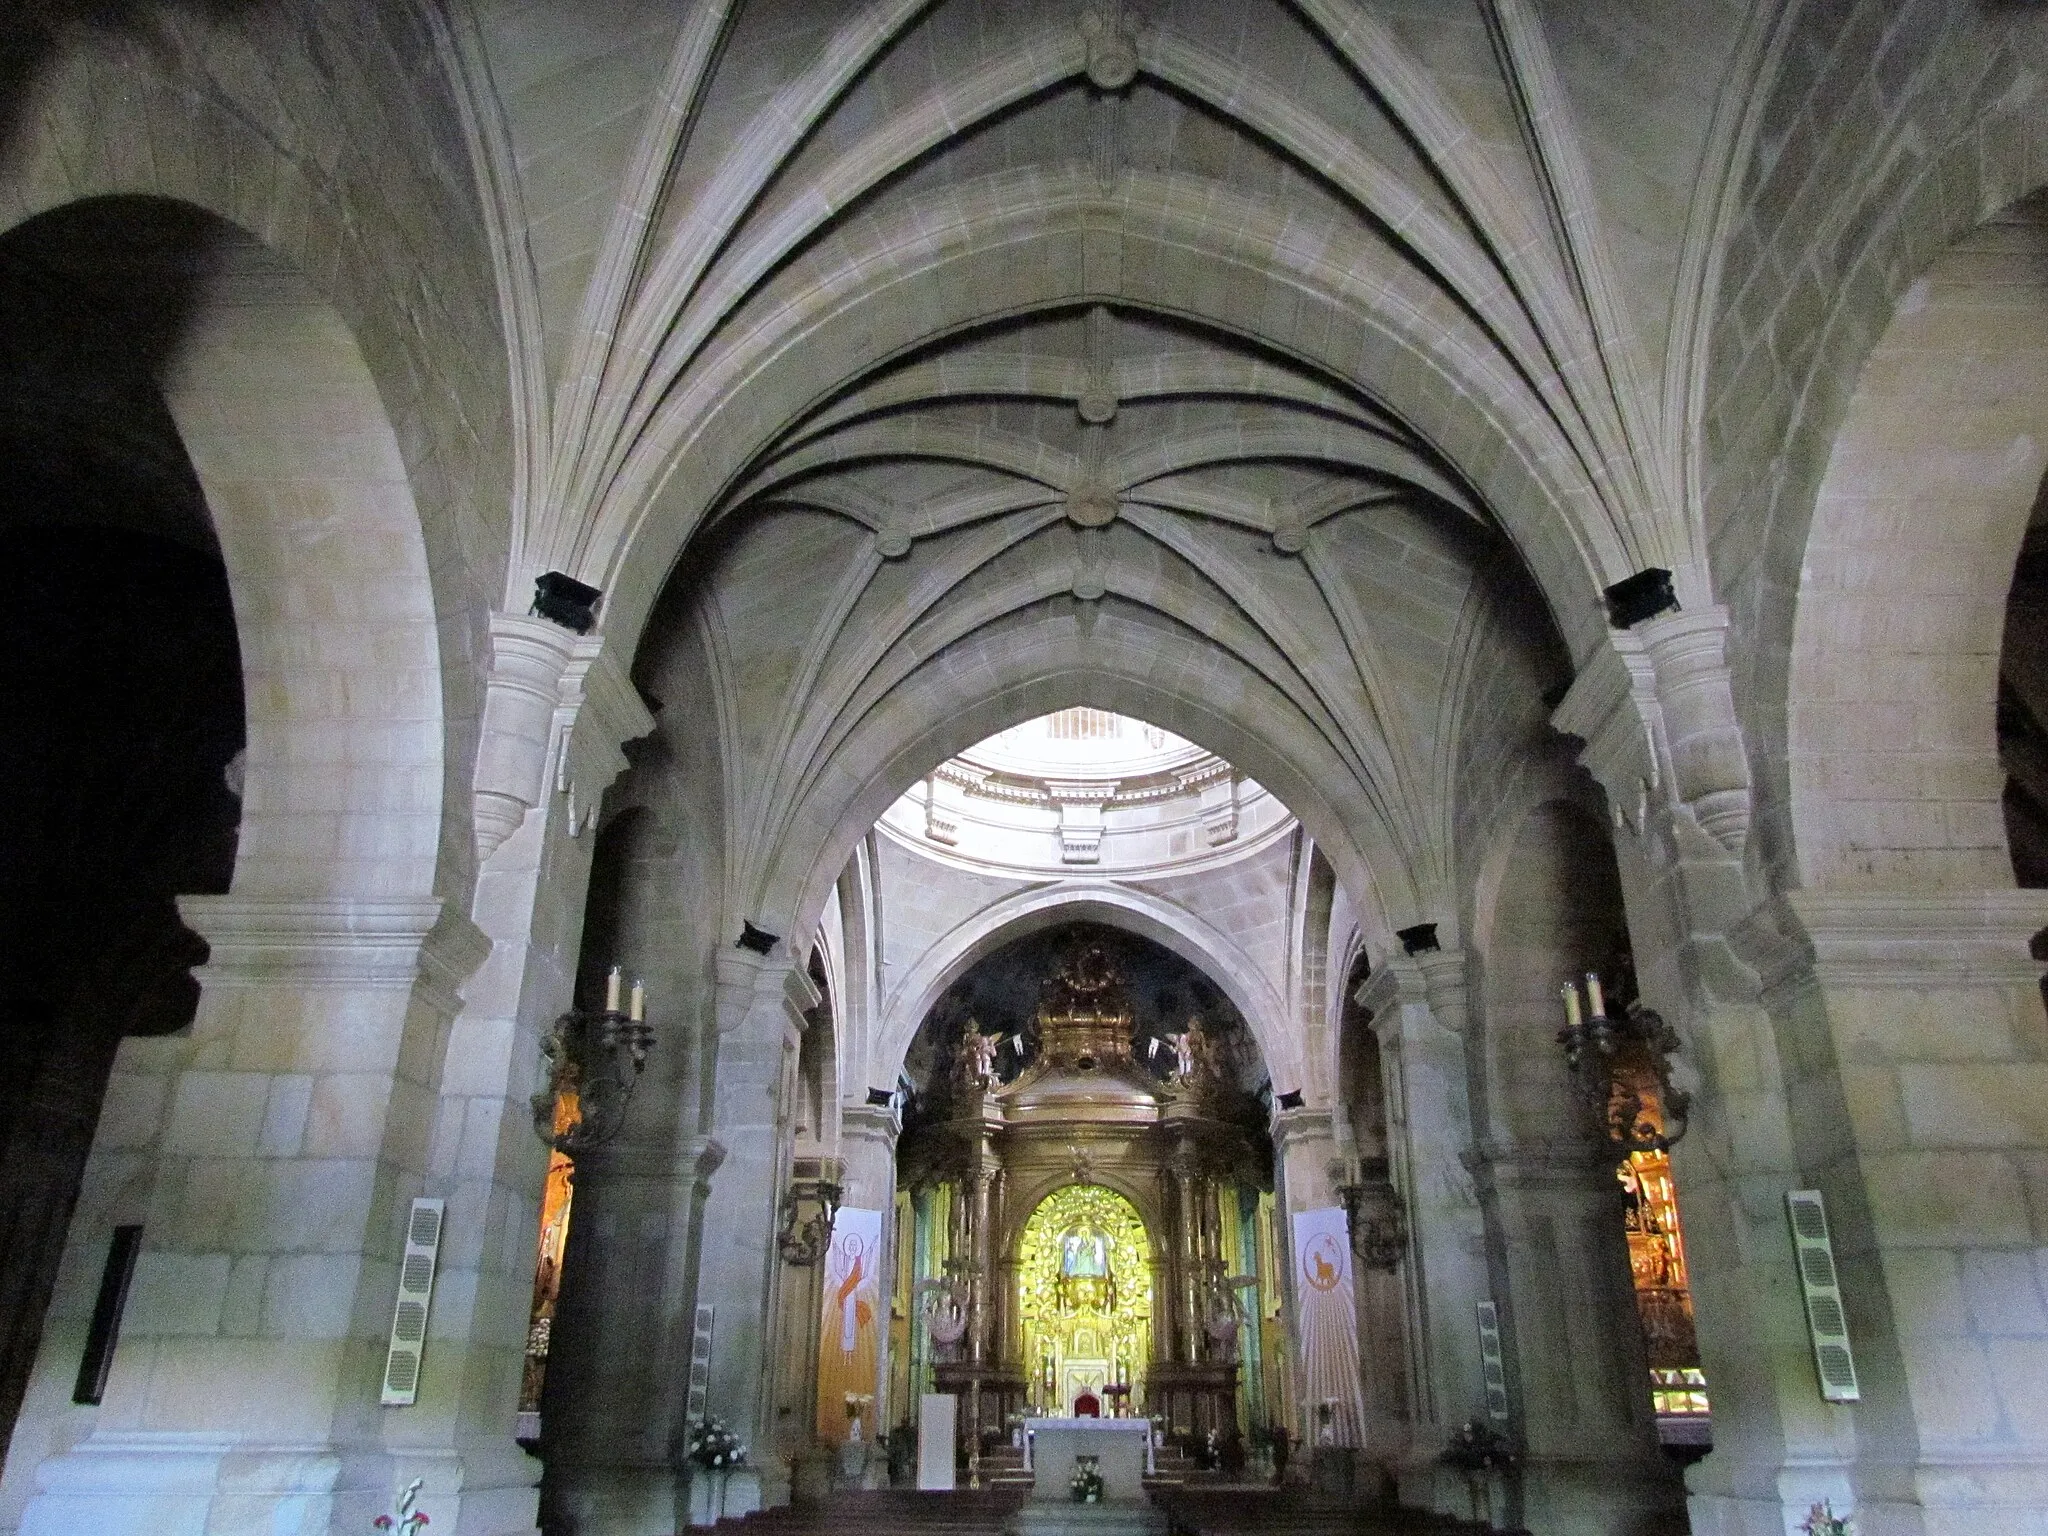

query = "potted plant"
[
  {"left": 685, "top": 1415, "right": 749, "bottom": 1526},
  {"left": 1441, "top": 1419, "right": 1517, "bottom": 1528},
  {"left": 372, "top": 1477, "right": 430, "bottom": 1534},
  {"left": 1800, "top": 1503, "right": 1852, "bottom": 1536},
  {"left": 1069, "top": 1453, "right": 1105, "bottom": 1504}
]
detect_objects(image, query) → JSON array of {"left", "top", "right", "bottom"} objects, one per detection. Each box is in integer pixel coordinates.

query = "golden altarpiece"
[{"left": 894, "top": 944, "right": 1276, "bottom": 1472}]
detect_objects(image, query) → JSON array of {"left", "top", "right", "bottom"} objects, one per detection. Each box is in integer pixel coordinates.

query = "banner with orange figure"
[
  {"left": 816, "top": 1206, "right": 885, "bottom": 1445},
  {"left": 1291, "top": 1207, "right": 1365, "bottom": 1447}
]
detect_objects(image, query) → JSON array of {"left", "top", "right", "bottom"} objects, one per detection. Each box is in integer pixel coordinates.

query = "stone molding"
[
  {"left": 177, "top": 895, "right": 490, "bottom": 1016},
  {"left": 1551, "top": 605, "right": 1752, "bottom": 854},
  {"left": 1464, "top": 1135, "right": 1614, "bottom": 1190},
  {"left": 1271, "top": 1105, "right": 1335, "bottom": 1153},
  {"left": 1738, "top": 888, "right": 2048, "bottom": 1005},
  {"left": 471, "top": 615, "right": 655, "bottom": 863}
]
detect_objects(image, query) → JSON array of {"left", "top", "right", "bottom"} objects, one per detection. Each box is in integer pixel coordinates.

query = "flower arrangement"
[
  {"left": 686, "top": 1415, "right": 749, "bottom": 1471},
  {"left": 1069, "top": 1453, "right": 1105, "bottom": 1504},
  {"left": 1800, "top": 1502, "right": 1852, "bottom": 1536},
  {"left": 372, "top": 1477, "right": 430, "bottom": 1533},
  {"left": 1441, "top": 1418, "right": 1519, "bottom": 1473}
]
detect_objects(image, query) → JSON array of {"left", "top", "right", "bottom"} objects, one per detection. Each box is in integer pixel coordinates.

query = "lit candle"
[
  {"left": 629, "top": 980, "right": 645, "bottom": 1022},
  {"left": 1560, "top": 981, "right": 1582, "bottom": 1030},
  {"left": 605, "top": 965, "right": 622, "bottom": 1013},
  {"left": 1585, "top": 971, "right": 1606, "bottom": 1020}
]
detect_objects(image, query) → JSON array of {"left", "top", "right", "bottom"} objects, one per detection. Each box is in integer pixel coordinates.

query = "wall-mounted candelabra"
[
  {"left": 777, "top": 1157, "right": 843, "bottom": 1266},
  {"left": 530, "top": 966, "right": 654, "bottom": 1157},
  {"left": 1556, "top": 972, "right": 1691, "bottom": 1157},
  {"left": 1335, "top": 1158, "right": 1410, "bottom": 1272}
]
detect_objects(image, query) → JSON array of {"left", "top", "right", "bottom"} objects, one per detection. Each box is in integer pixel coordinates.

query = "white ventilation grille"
[
  {"left": 686, "top": 1304, "right": 715, "bottom": 1420},
  {"left": 1475, "top": 1300, "right": 1510, "bottom": 1421},
  {"left": 1786, "top": 1190, "right": 1859, "bottom": 1403},
  {"left": 381, "top": 1198, "right": 445, "bottom": 1407}
]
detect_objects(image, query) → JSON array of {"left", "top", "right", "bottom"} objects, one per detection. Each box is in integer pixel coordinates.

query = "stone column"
[
  {"left": 839, "top": 1103, "right": 899, "bottom": 1482},
  {"left": 410, "top": 619, "right": 653, "bottom": 1535},
  {"left": 1467, "top": 1134, "right": 1678, "bottom": 1535},
  {"left": 1714, "top": 890, "right": 2048, "bottom": 1536},
  {"left": 689, "top": 948, "right": 806, "bottom": 1516},
  {"left": 1270, "top": 1105, "right": 1340, "bottom": 1455},
  {"left": 1553, "top": 609, "right": 1811, "bottom": 1536},
  {"left": 1355, "top": 953, "right": 1491, "bottom": 1502},
  {"left": 16, "top": 896, "right": 489, "bottom": 1536}
]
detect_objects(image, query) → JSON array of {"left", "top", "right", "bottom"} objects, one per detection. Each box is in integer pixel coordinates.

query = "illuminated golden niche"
[{"left": 1018, "top": 1184, "right": 1152, "bottom": 1415}]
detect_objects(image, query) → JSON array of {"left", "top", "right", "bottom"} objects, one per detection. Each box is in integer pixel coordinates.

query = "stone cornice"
[
  {"left": 1753, "top": 889, "right": 2048, "bottom": 1000},
  {"left": 178, "top": 895, "right": 490, "bottom": 1017}
]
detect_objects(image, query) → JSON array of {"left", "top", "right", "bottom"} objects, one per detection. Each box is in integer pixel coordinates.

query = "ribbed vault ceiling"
[{"left": 465, "top": 0, "right": 1759, "bottom": 932}]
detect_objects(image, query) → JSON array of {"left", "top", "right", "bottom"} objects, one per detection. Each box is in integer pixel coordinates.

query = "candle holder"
[
  {"left": 1557, "top": 973, "right": 1690, "bottom": 1157},
  {"left": 1335, "top": 1158, "right": 1409, "bottom": 1272},
  {"left": 776, "top": 1160, "right": 843, "bottom": 1265},
  {"left": 530, "top": 968, "right": 654, "bottom": 1156}
]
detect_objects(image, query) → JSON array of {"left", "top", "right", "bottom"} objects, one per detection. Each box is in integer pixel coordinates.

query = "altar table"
[{"left": 1021, "top": 1416, "right": 1154, "bottom": 1501}]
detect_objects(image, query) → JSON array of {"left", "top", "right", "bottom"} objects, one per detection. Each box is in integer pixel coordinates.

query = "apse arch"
[
  {"left": 871, "top": 886, "right": 1297, "bottom": 1110},
  {"left": 761, "top": 647, "right": 1411, "bottom": 1009}
]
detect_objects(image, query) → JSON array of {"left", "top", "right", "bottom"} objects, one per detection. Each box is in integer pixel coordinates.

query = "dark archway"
[{"left": 0, "top": 196, "right": 246, "bottom": 1459}]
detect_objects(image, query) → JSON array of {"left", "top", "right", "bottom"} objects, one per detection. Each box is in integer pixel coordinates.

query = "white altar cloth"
[{"left": 1020, "top": 1417, "right": 1153, "bottom": 1501}]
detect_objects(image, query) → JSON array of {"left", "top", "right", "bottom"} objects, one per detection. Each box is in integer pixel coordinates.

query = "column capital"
[
  {"left": 473, "top": 615, "right": 655, "bottom": 863},
  {"left": 1553, "top": 604, "right": 1752, "bottom": 855},
  {"left": 1353, "top": 956, "right": 1428, "bottom": 1017},
  {"left": 839, "top": 1103, "right": 899, "bottom": 1151},
  {"left": 177, "top": 894, "right": 489, "bottom": 1017}
]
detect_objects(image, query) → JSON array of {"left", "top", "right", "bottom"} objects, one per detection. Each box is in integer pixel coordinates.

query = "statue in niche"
[
  {"left": 1061, "top": 1226, "right": 1110, "bottom": 1278},
  {"left": 1056, "top": 1223, "right": 1118, "bottom": 1314},
  {"left": 955, "top": 1018, "right": 999, "bottom": 1091}
]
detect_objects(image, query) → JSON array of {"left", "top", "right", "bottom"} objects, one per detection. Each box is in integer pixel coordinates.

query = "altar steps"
[
  {"left": 707, "top": 1487, "right": 1026, "bottom": 1534},
  {"left": 1152, "top": 1487, "right": 1513, "bottom": 1536},
  {"left": 699, "top": 1485, "right": 1504, "bottom": 1536}
]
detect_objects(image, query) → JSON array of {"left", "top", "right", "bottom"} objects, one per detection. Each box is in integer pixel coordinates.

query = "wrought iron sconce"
[
  {"left": 531, "top": 966, "right": 654, "bottom": 1157},
  {"left": 1336, "top": 1159, "right": 1409, "bottom": 1272},
  {"left": 1557, "top": 972, "right": 1691, "bottom": 1157},
  {"left": 777, "top": 1158, "right": 843, "bottom": 1266}
]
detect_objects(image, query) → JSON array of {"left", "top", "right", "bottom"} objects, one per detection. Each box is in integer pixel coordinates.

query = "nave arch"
[{"left": 0, "top": 190, "right": 510, "bottom": 1535}]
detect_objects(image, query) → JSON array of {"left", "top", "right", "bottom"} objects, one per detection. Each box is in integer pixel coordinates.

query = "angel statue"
[{"left": 956, "top": 1019, "right": 999, "bottom": 1091}]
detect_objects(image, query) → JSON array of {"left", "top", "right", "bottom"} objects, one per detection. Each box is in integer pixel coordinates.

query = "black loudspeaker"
[
  {"left": 866, "top": 1087, "right": 894, "bottom": 1107},
  {"left": 1602, "top": 568, "right": 1679, "bottom": 629},
  {"left": 533, "top": 571, "right": 602, "bottom": 633},
  {"left": 1276, "top": 1089, "right": 1305, "bottom": 1111},
  {"left": 736, "top": 920, "right": 780, "bottom": 955},
  {"left": 1396, "top": 922, "right": 1440, "bottom": 955}
]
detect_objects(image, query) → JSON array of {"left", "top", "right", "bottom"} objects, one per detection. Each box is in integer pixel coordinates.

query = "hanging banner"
[
  {"left": 817, "top": 1206, "right": 885, "bottom": 1444},
  {"left": 1291, "top": 1207, "right": 1365, "bottom": 1447}
]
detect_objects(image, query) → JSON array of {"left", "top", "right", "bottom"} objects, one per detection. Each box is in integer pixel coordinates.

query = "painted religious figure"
[{"left": 815, "top": 1207, "right": 884, "bottom": 1444}]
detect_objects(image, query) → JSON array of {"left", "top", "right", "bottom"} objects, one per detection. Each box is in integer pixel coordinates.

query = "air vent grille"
[
  {"left": 1786, "top": 1190, "right": 1859, "bottom": 1403},
  {"left": 381, "top": 1197, "right": 445, "bottom": 1407}
]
